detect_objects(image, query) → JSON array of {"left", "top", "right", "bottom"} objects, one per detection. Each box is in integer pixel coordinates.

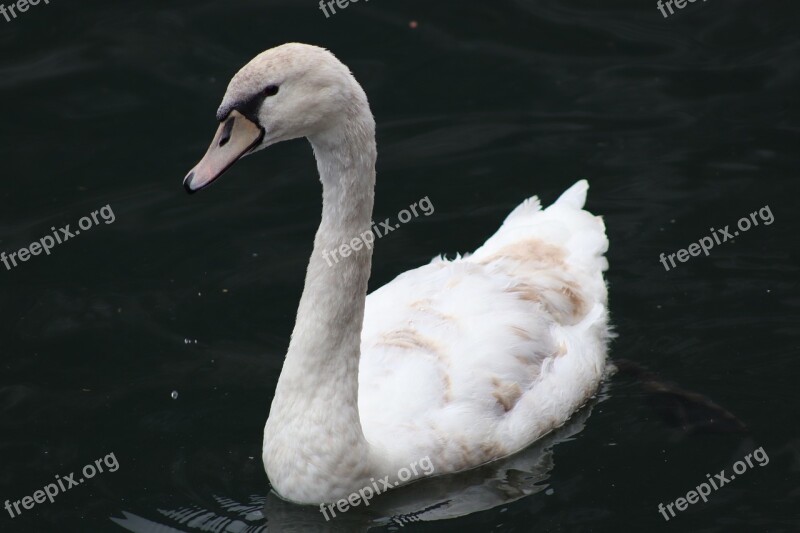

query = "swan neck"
[
  {"left": 298, "top": 114, "right": 377, "bottom": 363},
  {"left": 265, "top": 106, "right": 378, "bottom": 485}
]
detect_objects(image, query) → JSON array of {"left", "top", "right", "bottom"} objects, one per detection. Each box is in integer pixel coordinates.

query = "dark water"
[{"left": 1, "top": 0, "right": 798, "bottom": 531}]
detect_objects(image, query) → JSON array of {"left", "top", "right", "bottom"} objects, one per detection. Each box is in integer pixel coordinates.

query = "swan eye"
[{"left": 264, "top": 85, "right": 280, "bottom": 97}]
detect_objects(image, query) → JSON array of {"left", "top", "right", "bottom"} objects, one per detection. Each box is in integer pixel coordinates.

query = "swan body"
[
  {"left": 184, "top": 43, "right": 610, "bottom": 505},
  {"left": 359, "top": 182, "right": 609, "bottom": 473}
]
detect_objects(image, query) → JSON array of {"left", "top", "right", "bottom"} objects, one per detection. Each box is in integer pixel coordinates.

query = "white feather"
[{"left": 360, "top": 179, "right": 610, "bottom": 474}]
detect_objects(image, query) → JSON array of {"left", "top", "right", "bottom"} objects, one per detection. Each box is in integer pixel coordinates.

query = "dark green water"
[{"left": 1, "top": 0, "right": 798, "bottom": 531}]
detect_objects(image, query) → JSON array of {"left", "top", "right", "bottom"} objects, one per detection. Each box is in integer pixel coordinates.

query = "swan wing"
[{"left": 358, "top": 180, "right": 610, "bottom": 473}]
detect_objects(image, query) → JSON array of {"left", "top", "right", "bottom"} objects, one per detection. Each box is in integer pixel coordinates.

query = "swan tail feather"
[
  {"left": 554, "top": 179, "right": 588, "bottom": 209},
  {"left": 502, "top": 196, "right": 542, "bottom": 225},
  {"left": 470, "top": 180, "right": 608, "bottom": 278}
]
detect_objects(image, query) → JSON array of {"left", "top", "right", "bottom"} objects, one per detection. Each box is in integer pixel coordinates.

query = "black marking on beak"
[
  {"left": 216, "top": 92, "right": 269, "bottom": 124},
  {"left": 183, "top": 171, "right": 196, "bottom": 194},
  {"left": 218, "top": 116, "right": 235, "bottom": 147}
]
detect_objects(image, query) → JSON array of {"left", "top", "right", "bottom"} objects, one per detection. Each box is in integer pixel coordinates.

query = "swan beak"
[{"left": 183, "top": 110, "right": 265, "bottom": 193}]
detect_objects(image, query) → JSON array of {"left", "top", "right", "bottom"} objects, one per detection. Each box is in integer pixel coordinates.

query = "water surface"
[{"left": 1, "top": 0, "right": 798, "bottom": 531}]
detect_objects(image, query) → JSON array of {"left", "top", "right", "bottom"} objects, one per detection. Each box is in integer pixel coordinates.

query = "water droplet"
[
  {"left": 171, "top": 391, "right": 179, "bottom": 400},
  {"left": 545, "top": 488, "right": 554, "bottom": 496}
]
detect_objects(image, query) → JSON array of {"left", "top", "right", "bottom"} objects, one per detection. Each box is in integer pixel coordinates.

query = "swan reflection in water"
[{"left": 111, "top": 392, "right": 604, "bottom": 533}]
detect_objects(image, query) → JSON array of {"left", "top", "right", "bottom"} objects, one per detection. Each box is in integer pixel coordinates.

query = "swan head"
[{"left": 184, "top": 43, "right": 368, "bottom": 193}]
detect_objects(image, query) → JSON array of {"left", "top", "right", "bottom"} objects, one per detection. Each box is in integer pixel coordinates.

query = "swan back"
[{"left": 359, "top": 180, "right": 610, "bottom": 474}]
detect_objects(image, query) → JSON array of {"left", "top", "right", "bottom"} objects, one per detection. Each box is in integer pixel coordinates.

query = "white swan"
[{"left": 184, "top": 43, "right": 610, "bottom": 506}]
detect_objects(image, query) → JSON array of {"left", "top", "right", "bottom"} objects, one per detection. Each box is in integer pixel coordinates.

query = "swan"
[{"left": 183, "top": 43, "right": 611, "bottom": 506}]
